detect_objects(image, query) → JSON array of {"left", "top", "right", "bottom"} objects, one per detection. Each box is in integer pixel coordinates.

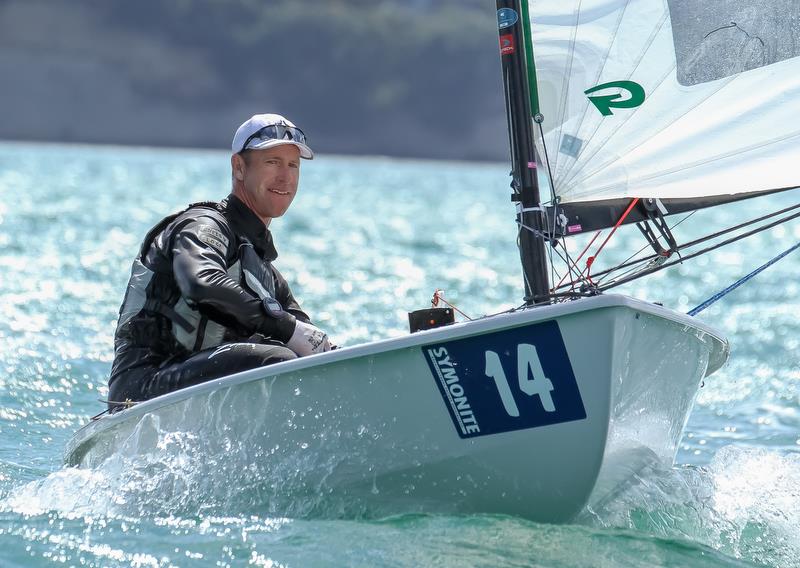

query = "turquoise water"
[{"left": 0, "top": 142, "right": 798, "bottom": 566}]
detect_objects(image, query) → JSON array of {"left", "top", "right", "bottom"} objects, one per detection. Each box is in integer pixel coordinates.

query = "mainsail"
[
  {"left": 529, "top": 0, "right": 800, "bottom": 211},
  {"left": 496, "top": 0, "right": 800, "bottom": 300}
]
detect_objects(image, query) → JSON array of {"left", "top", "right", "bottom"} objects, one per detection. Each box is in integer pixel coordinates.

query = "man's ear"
[{"left": 231, "top": 154, "right": 246, "bottom": 181}]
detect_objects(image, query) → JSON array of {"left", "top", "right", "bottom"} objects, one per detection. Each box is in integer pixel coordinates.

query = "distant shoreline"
[
  {"left": 1, "top": 0, "right": 508, "bottom": 163},
  {"left": 0, "top": 138, "right": 507, "bottom": 166}
]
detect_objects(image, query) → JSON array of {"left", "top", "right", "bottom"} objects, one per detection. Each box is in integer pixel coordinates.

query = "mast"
[{"left": 496, "top": 0, "right": 550, "bottom": 305}]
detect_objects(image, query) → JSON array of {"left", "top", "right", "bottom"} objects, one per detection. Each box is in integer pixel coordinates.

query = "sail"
[{"left": 529, "top": 0, "right": 800, "bottom": 204}]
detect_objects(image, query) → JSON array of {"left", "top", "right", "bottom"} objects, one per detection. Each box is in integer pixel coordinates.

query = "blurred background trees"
[{"left": 0, "top": 0, "right": 509, "bottom": 160}]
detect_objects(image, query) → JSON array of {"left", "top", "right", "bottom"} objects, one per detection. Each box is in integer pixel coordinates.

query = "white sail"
[{"left": 529, "top": 0, "right": 800, "bottom": 203}]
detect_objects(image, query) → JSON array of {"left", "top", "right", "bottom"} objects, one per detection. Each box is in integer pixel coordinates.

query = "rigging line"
[
  {"left": 595, "top": 236, "right": 685, "bottom": 288},
  {"left": 526, "top": 231, "right": 573, "bottom": 272},
  {"left": 540, "top": 165, "right": 560, "bottom": 287},
  {"left": 537, "top": 122, "right": 557, "bottom": 199},
  {"left": 582, "top": 197, "right": 640, "bottom": 283},
  {"left": 549, "top": 233, "right": 561, "bottom": 295},
  {"left": 542, "top": 290, "right": 600, "bottom": 301},
  {"left": 596, "top": 257, "right": 654, "bottom": 285},
  {"left": 546, "top": 168, "right": 561, "bottom": 290},
  {"left": 550, "top": 218, "right": 557, "bottom": 288},
  {"left": 688, "top": 240, "right": 800, "bottom": 316},
  {"left": 432, "top": 290, "right": 473, "bottom": 321},
  {"left": 536, "top": 164, "right": 566, "bottom": 293},
  {"left": 573, "top": 201, "right": 800, "bottom": 288},
  {"left": 517, "top": 220, "right": 575, "bottom": 271},
  {"left": 546, "top": 223, "right": 557, "bottom": 291},
  {"left": 554, "top": 245, "right": 651, "bottom": 291},
  {"left": 545, "top": 234, "right": 580, "bottom": 292},
  {"left": 597, "top": 207, "right": 800, "bottom": 291},
  {"left": 559, "top": 233, "right": 583, "bottom": 292},
  {"left": 601, "top": 216, "right": 792, "bottom": 289},
  {"left": 516, "top": 220, "right": 548, "bottom": 240},
  {"left": 483, "top": 302, "right": 530, "bottom": 318},
  {"left": 90, "top": 409, "right": 111, "bottom": 421},
  {"left": 553, "top": 204, "right": 800, "bottom": 293},
  {"left": 597, "top": 225, "right": 770, "bottom": 291},
  {"left": 537, "top": 112, "right": 583, "bottom": 289},
  {"left": 594, "top": 210, "right": 697, "bottom": 286},
  {"left": 540, "top": 203, "right": 580, "bottom": 290},
  {"left": 549, "top": 253, "right": 566, "bottom": 283},
  {"left": 555, "top": 229, "right": 603, "bottom": 288},
  {"left": 557, "top": 238, "right": 574, "bottom": 292}
]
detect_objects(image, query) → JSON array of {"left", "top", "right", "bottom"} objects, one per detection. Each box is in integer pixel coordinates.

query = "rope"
[
  {"left": 558, "top": 235, "right": 580, "bottom": 290},
  {"left": 582, "top": 198, "right": 640, "bottom": 284},
  {"left": 537, "top": 122, "right": 557, "bottom": 199},
  {"left": 572, "top": 201, "right": 800, "bottom": 291},
  {"left": 431, "top": 289, "right": 473, "bottom": 320},
  {"left": 599, "top": 206, "right": 800, "bottom": 292},
  {"left": 555, "top": 229, "right": 603, "bottom": 290},
  {"left": 517, "top": 221, "right": 575, "bottom": 271},
  {"left": 92, "top": 398, "right": 137, "bottom": 420},
  {"left": 537, "top": 203, "right": 800, "bottom": 302},
  {"left": 594, "top": 211, "right": 697, "bottom": 286},
  {"left": 688, "top": 240, "right": 800, "bottom": 316}
]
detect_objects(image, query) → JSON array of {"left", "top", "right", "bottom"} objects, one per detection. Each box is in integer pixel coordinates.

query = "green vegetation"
[{"left": 1, "top": 0, "right": 509, "bottom": 160}]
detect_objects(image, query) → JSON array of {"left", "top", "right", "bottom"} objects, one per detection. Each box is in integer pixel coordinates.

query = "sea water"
[{"left": 0, "top": 142, "right": 798, "bottom": 567}]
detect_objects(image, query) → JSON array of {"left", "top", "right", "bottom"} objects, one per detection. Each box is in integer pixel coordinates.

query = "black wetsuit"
[{"left": 108, "top": 194, "right": 310, "bottom": 409}]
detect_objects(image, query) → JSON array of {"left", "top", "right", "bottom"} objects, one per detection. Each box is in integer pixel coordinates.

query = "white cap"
[{"left": 231, "top": 113, "right": 314, "bottom": 159}]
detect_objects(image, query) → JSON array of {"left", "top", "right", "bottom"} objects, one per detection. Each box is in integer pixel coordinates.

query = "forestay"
[{"left": 530, "top": 0, "right": 800, "bottom": 203}]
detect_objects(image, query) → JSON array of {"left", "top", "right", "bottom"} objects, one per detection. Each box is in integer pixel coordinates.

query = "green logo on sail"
[{"left": 584, "top": 81, "right": 645, "bottom": 116}]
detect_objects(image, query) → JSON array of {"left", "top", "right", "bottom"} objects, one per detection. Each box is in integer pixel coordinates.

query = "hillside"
[{"left": 0, "top": 0, "right": 509, "bottom": 160}]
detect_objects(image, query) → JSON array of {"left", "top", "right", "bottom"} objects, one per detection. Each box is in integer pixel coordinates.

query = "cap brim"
[{"left": 245, "top": 139, "right": 314, "bottom": 159}]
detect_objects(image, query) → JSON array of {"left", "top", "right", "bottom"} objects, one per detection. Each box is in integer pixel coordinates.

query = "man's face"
[{"left": 237, "top": 145, "right": 301, "bottom": 221}]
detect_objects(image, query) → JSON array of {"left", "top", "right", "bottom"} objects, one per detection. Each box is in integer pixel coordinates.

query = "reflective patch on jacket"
[
  {"left": 239, "top": 240, "right": 282, "bottom": 316},
  {"left": 116, "top": 204, "right": 284, "bottom": 356},
  {"left": 197, "top": 224, "right": 229, "bottom": 255},
  {"left": 118, "top": 259, "right": 153, "bottom": 330},
  {"left": 169, "top": 239, "right": 282, "bottom": 352}
]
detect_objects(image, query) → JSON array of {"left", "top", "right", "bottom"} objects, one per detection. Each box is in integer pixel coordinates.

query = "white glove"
[{"left": 286, "top": 319, "right": 331, "bottom": 356}]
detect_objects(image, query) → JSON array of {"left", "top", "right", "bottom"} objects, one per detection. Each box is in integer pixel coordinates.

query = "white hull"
[{"left": 65, "top": 295, "right": 728, "bottom": 522}]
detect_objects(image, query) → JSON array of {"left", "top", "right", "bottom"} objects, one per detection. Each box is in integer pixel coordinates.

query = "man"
[{"left": 107, "top": 113, "right": 330, "bottom": 410}]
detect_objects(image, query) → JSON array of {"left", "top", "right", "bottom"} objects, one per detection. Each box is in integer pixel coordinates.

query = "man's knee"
[
  {"left": 254, "top": 343, "right": 296, "bottom": 364},
  {"left": 228, "top": 342, "right": 297, "bottom": 366}
]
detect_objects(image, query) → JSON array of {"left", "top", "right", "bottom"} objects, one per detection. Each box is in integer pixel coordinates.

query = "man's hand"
[{"left": 286, "top": 320, "right": 331, "bottom": 356}]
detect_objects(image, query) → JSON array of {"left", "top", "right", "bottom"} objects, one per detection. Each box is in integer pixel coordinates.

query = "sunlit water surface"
[{"left": 0, "top": 142, "right": 798, "bottom": 567}]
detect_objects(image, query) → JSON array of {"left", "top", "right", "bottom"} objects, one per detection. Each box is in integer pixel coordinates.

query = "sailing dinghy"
[{"left": 66, "top": 0, "right": 800, "bottom": 522}]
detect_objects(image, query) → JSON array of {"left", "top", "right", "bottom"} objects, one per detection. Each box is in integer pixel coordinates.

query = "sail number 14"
[{"left": 484, "top": 344, "right": 555, "bottom": 417}]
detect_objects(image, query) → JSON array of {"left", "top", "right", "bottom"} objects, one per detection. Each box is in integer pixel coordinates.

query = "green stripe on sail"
[{"left": 519, "top": 0, "right": 540, "bottom": 117}]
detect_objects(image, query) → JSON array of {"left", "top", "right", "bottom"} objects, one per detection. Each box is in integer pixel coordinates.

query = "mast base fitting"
[
  {"left": 579, "top": 283, "right": 601, "bottom": 295},
  {"left": 408, "top": 308, "right": 454, "bottom": 333}
]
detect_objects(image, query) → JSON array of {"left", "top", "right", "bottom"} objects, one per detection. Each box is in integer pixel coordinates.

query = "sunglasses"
[{"left": 239, "top": 124, "right": 307, "bottom": 153}]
